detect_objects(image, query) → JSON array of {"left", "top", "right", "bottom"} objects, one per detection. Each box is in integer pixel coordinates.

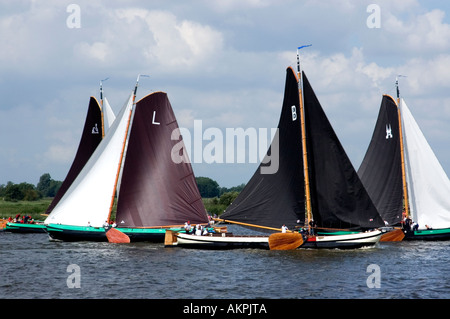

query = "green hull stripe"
[
  {"left": 46, "top": 224, "right": 183, "bottom": 234},
  {"left": 6, "top": 223, "right": 46, "bottom": 229},
  {"left": 413, "top": 228, "right": 450, "bottom": 236}
]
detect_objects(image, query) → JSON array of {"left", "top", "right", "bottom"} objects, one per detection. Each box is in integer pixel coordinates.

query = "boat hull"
[
  {"left": 404, "top": 228, "right": 450, "bottom": 241},
  {"left": 173, "top": 232, "right": 270, "bottom": 250},
  {"left": 46, "top": 224, "right": 107, "bottom": 241},
  {"left": 301, "top": 229, "right": 382, "bottom": 249},
  {"left": 46, "top": 224, "right": 182, "bottom": 242},
  {"left": 118, "top": 227, "right": 183, "bottom": 242},
  {"left": 5, "top": 222, "right": 47, "bottom": 233}
]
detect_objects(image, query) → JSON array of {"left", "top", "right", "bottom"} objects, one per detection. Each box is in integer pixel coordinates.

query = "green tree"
[
  {"left": 196, "top": 176, "right": 220, "bottom": 198},
  {"left": 36, "top": 173, "right": 61, "bottom": 197},
  {"left": 219, "top": 191, "right": 239, "bottom": 207},
  {"left": 4, "top": 182, "right": 22, "bottom": 201}
]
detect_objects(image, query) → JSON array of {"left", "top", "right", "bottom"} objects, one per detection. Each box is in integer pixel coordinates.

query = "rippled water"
[{"left": 1, "top": 225, "right": 449, "bottom": 300}]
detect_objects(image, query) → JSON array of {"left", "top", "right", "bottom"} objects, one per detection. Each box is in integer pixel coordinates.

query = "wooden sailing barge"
[
  {"left": 168, "top": 49, "right": 384, "bottom": 250},
  {"left": 45, "top": 77, "right": 208, "bottom": 242},
  {"left": 359, "top": 80, "right": 450, "bottom": 241}
]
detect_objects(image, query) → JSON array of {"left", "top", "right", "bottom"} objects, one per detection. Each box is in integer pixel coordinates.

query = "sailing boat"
[
  {"left": 45, "top": 77, "right": 208, "bottom": 242},
  {"left": 358, "top": 94, "right": 405, "bottom": 242},
  {"left": 360, "top": 81, "right": 450, "bottom": 240},
  {"left": 5, "top": 90, "right": 115, "bottom": 234},
  {"left": 172, "top": 51, "right": 384, "bottom": 249},
  {"left": 45, "top": 80, "right": 116, "bottom": 217}
]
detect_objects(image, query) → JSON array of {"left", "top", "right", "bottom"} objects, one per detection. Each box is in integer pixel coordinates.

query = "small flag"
[{"left": 298, "top": 44, "right": 312, "bottom": 50}]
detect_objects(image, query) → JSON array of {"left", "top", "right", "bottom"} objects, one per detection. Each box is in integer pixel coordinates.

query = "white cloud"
[{"left": 1, "top": 1, "right": 450, "bottom": 187}]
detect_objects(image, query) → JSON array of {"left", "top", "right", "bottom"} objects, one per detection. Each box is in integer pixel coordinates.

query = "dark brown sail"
[
  {"left": 115, "top": 92, "right": 208, "bottom": 227},
  {"left": 45, "top": 97, "right": 103, "bottom": 214},
  {"left": 358, "top": 95, "right": 403, "bottom": 225}
]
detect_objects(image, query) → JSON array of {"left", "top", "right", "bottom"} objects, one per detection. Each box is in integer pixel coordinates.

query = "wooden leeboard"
[
  {"left": 106, "top": 227, "right": 131, "bottom": 243},
  {"left": 380, "top": 228, "right": 405, "bottom": 242},
  {"left": 268, "top": 232, "right": 304, "bottom": 250}
]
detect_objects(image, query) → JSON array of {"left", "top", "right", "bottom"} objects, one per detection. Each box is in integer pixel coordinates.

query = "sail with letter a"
[
  {"left": 45, "top": 94, "right": 134, "bottom": 227},
  {"left": 358, "top": 95, "right": 404, "bottom": 225},
  {"left": 45, "top": 97, "right": 104, "bottom": 215}
]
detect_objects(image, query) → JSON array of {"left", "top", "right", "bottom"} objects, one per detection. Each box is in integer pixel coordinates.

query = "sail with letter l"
[{"left": 115, "top": 92, "right": 208, "bottom": 227}]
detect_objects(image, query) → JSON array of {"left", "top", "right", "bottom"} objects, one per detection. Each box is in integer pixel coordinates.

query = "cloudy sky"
[{"left": 1, "top": 0, "right": 450, "bottom": 188}]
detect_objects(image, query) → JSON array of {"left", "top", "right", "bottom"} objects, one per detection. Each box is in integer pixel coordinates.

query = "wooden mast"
[
  {"left": 396, "top": 76, "right": 410, "bottom": 219},
  {"left": 106, "top": 74, "right": 148, "bottom": 224},
  {"left": 99, "top": 78, "right": 108, "bottom": 139},
  {"left": 297, "top": 45, "right": 313, "bottom": 232}
]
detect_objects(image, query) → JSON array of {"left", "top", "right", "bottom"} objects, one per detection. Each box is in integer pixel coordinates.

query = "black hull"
[
  {"left": 46, "top": 225, "right": 168, "bottom": 243},
  {"left": 47, "top": 229, "right": 107, "bottom": 242},
  {"left": 121, "top": 232, "right": 165, "bottom": 243},
  {"left": 404, "top": 228, "right": 450, "bottom": 241},
  {"left": 4, "top": 223, "right": 47, "bottom": 234}
]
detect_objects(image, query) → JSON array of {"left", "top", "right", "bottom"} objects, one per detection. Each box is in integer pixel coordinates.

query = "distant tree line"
[
  {"left": 195, "top": 176, "right": 245, "bottom": 216},
  {"left": 195, "top": 176, "right": 245, "bottom": 198},
  {"left": 0, "top": 174, "right": 244, "bottom": 209},
  {"left": 0, "top": 173, "right": 62, "bottom": 202}
]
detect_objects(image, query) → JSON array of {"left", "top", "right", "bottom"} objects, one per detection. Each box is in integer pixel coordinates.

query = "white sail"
[
  {"left": 401, "top": 98, "right": 450, "bottom": 229},
  {"left": 45, "top": 93, "right": 134, "bottom": 227},
  {"left": 103, "top": 97, "right": 116, "bottom": 132}
]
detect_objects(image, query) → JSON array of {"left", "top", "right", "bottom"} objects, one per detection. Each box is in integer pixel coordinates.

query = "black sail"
[
  {"left": 358, "top": 95, "right": 403, "bottom": 225},
  {"left": 221, "top": 67, "right": 305, "bottom": 231},
  {"left": 303, "top": 72, "right": 385, "bottom": 230},
  {"left": 45, "top": 97, "right": 103, "bottom": 214},
  {"left": 115, "top": 92, "right": 208, "bottom": 227}
]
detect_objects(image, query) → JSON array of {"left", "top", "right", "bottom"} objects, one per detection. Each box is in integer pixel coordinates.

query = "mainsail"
[
  {"left": 401, "top": 98, "right": 450, "bottom": 229},
  {"left": 45, "top": 94, "right": 134, "bottom": 227},
  {"left": 221, "top": 67, "right": 305, "bottom": 230},
  {"left": 222, "top": 67, "right": 384, "bottom": 231},
  {"left": 358, "top": 95, "right": 404, "bottom": 225},
  {"left": 102, "top": 97, "right": 116, "bottom": 134},
  {"left": 115, "top": 92, "right": 208, "bottom": 227},
  {"left": 45, "top": 97, "right": 103, "bottom": 215},
  {"left": 302, "top": 72, "right": 384, "bottom": 230}
]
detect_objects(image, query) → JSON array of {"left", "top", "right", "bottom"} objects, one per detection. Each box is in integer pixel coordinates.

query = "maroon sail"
[
  {"left": 45, "top": 97, "right": 103, "bottom": 214},
  {"left": 115, "top": 92, "right": 208, "bottom": 227}
]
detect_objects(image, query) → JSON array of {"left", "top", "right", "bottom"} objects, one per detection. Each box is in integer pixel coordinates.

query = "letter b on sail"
[{"left": 291, "top": 105, "right": 297, "bottom": 121}]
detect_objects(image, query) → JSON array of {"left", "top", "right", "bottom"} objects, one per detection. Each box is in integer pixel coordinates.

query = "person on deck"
[{"left": 281, "top": 224, "right": 288, "bottom": 233}]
